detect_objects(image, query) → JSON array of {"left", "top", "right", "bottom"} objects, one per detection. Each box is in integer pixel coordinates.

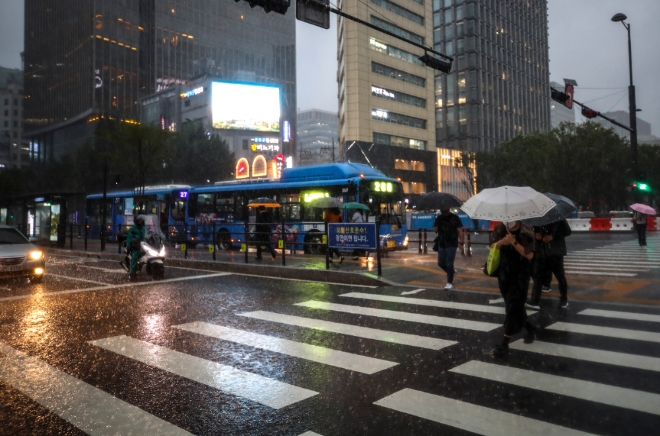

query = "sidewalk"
[{"left": 44, "top": 236, "right": 660, "bottom": 307}]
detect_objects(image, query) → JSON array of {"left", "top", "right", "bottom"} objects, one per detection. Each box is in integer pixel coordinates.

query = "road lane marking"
[
  {"left": 400, "top": 288, "right": 426, "bottom": 295},
  {"left": 489, "top": 298, "right": 504, "bottom": 304},
  {"left": 88, "top": 335, "right": 317, "bottom": 409},
  {"left": 509, "top": 340, "right": 660, "bottom": 372},
  {"left": 451, "top": 360, "right": 660, "bottom": 416},
  {"left": 564, "top": 270, "right": 637, "bottom": 277},
  {"left": 0, "top": 341, "right": 192, "bottom": 436},
  {"left": 564, "top": 259, "right": 660, "bottom": 266},
  {"left": 546, "top": 322, "right": 660, "bottom": 343},
  {"left": 76, "top": 265, "right": 126, "bottom": 274},
  {"left": 239, "top": 310, "right": 457, "bottom": 350},
  {"left": 339, "top": 292, "right": 536, "bottom": 315},
  {"left": 579, "top": 308, "right": 660, "bottom": 323},
  {"left": 294, "top": 301, "right": 500, "bottom": 332},
  {"left": 47, "top": 273, "right": 112, "bottom": 285},
  {"left": 563, "top": 263, "right": 652, "bottom": 271},
  {"left": 0, "top": 273, "right": 232, "bottom": 303},
  {"left": 299, "top": 432, "right": 323, "bottom": 436},
  {"left": 173, "top": 322, "right": 398, "bottom": 374},
  {"left": 373, "top": 388, "right": 595, "bottom": 436},
  {"left": 231, "top": 272, "right": 378, "bottom": 288}
]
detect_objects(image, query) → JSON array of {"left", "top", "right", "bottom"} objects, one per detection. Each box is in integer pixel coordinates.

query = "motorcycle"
[{"left": 120, "top": 230, "right": 166, "bottom": 279}]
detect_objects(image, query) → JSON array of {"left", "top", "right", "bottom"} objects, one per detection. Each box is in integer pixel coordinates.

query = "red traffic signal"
[{"left": 581, "top": 107, "right": 598, "bottom": 119}]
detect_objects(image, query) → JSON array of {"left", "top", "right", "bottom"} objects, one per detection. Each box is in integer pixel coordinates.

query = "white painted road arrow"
[{"left": 401, "top": 288, "right": 426, "bottom": 296}]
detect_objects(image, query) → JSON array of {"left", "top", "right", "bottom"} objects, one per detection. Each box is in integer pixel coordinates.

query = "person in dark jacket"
[
  {"left": 527, "top": 219, "right": 571, "bottom": 310},
  {"left": 255, "top": 206, "right": 276, "bottom": 261},
  {"left": 490, "top": 221, "right": 537, "bottom": 358},
  {"left": 433, "top": 209, "right": 464, "bottom": 289}
]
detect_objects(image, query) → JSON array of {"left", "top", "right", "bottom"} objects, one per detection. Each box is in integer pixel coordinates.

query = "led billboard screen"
[{"left": 212, "top": 82, "right": 280, "bottom": 132}]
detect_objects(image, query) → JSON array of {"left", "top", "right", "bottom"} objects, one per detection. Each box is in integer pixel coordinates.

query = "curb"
[{"left": 44, "top": 248, "right": 389, "bottom": 288}]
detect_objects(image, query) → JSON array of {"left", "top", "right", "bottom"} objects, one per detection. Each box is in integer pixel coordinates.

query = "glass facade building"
[
  {"left": 433, "top": 0, "right": 550, "bottom": 152},
  {"left": 297, "top": 109, "right": 338, "bottom": 165},
  {"left": 24, "top": 0, "right": 296, "bottom": 163}
]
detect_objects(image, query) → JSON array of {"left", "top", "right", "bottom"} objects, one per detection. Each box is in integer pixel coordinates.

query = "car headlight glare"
[
  {"left": 30, "top": 251, "right": 43, "bottom": 260},
  {"left": 159, "top": 246, "right": 166, "bottom": 256}
]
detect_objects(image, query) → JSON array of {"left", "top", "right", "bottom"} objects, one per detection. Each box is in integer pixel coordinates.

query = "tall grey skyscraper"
[
  {"left": 24, "top": 0, "right": 296, "bottom": 164},
  {"left": 297, "top": 109, "right": 338, "bottom": 166}
]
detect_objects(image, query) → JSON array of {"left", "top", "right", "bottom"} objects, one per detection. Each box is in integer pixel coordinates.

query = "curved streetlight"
[{"left": 611, "top": 12, "right": 638, "bottom": 180}]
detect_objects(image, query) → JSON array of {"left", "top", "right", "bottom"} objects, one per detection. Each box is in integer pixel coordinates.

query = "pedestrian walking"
[
  {"left": 255, "top": 206, "right": 276, "bottom": 261},
  {"left": 634, "top": 211, "right": 648, "bottom": 247},
  {"left": 324, "top": 207, "right": 344, "bottom": 263},
  {"left": 527, "top": 219, "right": 571, "bottom": 310},
  {"left": 432, "top": 209, "right": 464, "bottom": 289},
  {"left": 490, "top": 221, "right": 537, "bottom": 358}
]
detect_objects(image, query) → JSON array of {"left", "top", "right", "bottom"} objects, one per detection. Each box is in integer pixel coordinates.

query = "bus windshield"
[{"left": 360, "top": 180, "right": 405, "bottom": 225}]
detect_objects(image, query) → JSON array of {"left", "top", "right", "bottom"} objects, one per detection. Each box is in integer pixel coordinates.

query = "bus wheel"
[
  {"left": 304, "top": 231, "right": 325, "bottom": 255},
  {"left": 217, "top": 230, "right": 231, "bottom": 250}
]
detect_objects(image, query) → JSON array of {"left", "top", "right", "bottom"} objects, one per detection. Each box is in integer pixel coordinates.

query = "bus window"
[
  {"left": 197, "top": 194, "right": 214, "bottom": 214},
  {"left": 171, "top": 199, "right": 185, "bottom": 221},
  {"left": 133, "top": 196, "right": 158, "bottom": 215},
  {"left": 279, "top": 194, "right": 301, "bottom": 221},
  {"left": 86, "top": 199, "right": 113, "bottom": 225},
  {"left": 124, "top": 198, "right": 134, "bottom": 215},
  {"left": 216, "top": 194, "right": 234, "bottom": 212}
]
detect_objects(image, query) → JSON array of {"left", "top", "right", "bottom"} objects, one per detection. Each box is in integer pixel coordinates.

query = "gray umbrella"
[{"left": 521, "top": 193, "right": 577, "bottom": 226}]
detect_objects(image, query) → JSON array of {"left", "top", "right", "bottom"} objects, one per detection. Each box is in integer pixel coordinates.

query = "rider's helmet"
[{"left": 135, "top": 215, "right": 146, "bottom": 227}]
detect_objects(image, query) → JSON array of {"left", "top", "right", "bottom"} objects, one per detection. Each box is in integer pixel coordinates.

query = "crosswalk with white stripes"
[
  {"left": 564, "top": 235, "right": 660, "bottom": 277},
  {"left": 1, "top": 290, "right": 660, "bottom": 434}
]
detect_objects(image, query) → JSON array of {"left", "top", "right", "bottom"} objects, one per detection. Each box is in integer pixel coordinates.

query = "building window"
[
  {"left": 370, "top": 16, "right": 424, "bottom": 45},
  {"left": 370, "top": 38, "right": 424, "bottom": 66},
  {"left": 394, "top": 159, "right": 409, "bottom": 170},
  {"left": 13, "top": 99, "right": 18, "bottom": 106},
  {"left": 372, "top": 62, "right": 425, "bottom": 87},
  {"left": 370, "top": 0, "right": 424, "bottom": 25},
  {"left": 411, "top": 161, "right": 425, "bottom": 171},
  {"left": 4, "top": 99, "right": 7, "bottom": 105},
  {"left": 411, "top": 182, "right": 426, "bottom": 194},
  {"left": 372, "top": 109, "right": 427, "bottom": 129},
  {"left": 3, "top": 110, "right": 7, "bottom": 116},
  {"left": 373, "top": 132, "right": 427, "bottom": 150},
  {"left": 371, "top": 85, "right": 426, "bottom": 108}
]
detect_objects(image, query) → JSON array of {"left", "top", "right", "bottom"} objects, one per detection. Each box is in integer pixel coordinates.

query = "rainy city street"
[{"left": 2, "top": 243, "right": 660, "bottom": 436}]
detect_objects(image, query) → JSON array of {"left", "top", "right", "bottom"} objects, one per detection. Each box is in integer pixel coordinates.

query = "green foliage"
[{"left": 474, "top": 122, "right": 632, "bottom": 213}]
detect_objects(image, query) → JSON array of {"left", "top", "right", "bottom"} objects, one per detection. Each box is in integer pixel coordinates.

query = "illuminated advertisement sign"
[
  {"left": 371, "top": 85, "right": 395, "bottom": 99},
  {"left": 251, "top": 137, "right": 280, "bottom": 153},
  {"left": 180, "top": 86, "right": 204, "bottom": 99},
  {"left": 282, "top": 120, "right": 291, "bottom": 142},
  {"left": 373, "top": 181, "right": 393, "bottom": 192},
  {"left": 211, "top": 82, "right": 280, "bottom": 132}
]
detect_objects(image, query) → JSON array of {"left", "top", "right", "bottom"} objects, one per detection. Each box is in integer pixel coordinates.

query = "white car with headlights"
[{"left": 0, "top": 225, "right": 46, "bottom": 283}]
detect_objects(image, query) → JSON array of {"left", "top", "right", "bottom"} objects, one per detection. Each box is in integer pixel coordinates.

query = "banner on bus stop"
[{"left": 328, "top": 223, "right": 377, "bottom": 250}]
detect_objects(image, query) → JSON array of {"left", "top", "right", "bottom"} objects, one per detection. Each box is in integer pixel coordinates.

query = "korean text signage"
[{"left": 328, "top": 223, "right": 377, "bottom": 250}]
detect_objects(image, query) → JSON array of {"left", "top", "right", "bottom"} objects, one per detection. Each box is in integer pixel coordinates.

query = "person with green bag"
[{"left": 490, "top": 220, "right": 538, "bottom": 358}]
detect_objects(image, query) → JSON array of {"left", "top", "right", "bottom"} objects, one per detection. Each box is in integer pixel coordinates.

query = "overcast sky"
[{"left": 2, "top": 0, "right": 659, "bottom": 133}]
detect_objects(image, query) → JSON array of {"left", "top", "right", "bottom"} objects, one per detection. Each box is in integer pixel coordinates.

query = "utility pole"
[{"left": 331, "top": 138, "right": 335, "bottom": 163}]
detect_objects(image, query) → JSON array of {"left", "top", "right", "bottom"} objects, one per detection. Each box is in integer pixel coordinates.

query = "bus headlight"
[
  {"left": 34, "top": 267, "right": 44, "bottom": 275},
  {"left": 29, "top": 251, "right": 43, "bottom": 260},
  {"left": 403, "top": 236, "right": 409, "bottom": 246}
]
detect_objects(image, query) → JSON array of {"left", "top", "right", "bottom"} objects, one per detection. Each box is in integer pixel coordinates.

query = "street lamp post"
[{"left": 611, "top": 13, "right": 638, "bottom": 180}]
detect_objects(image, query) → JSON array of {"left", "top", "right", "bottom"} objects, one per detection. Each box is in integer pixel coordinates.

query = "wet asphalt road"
[{"left": 1, "top": 255, "right": 660, "bottom": 435}]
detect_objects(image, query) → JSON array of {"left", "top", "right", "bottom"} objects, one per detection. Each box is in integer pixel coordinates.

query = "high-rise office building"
[
  {"left": 339, "top": 0, "right": 551, "bottom": 196},
  {"left": 297, "top": 109, "right": 339, "bottom": 165},
  {"left": 24, "top": 0, "right": 296, "bottom": 165},
  {"left": 0, "top": 67, "right": 29, "bottom": 168},
  {"left": 549, "top": 81, "right": 574, "bottom": 128}
]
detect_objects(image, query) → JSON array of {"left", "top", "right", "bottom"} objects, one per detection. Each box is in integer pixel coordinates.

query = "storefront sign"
[{"left": 180, "top": 86, "right": 204, "bottom": 99}]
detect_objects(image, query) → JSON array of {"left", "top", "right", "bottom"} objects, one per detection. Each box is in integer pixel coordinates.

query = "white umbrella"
[{"left": 461, "top": 186, "right": 556, "bottom": 221}]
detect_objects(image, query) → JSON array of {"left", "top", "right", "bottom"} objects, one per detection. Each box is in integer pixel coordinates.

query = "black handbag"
[{"left": 432, "top": 236, "right": 439, "bottom": 252}]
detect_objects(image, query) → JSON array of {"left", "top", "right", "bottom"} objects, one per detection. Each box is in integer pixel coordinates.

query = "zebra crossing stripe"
[
  {"left": 172, "top": 322, "right": 398, "bottom": 374},
  {"left": 564, "top": 259, "right": 659, "bottom": 266},
  {"left": 563, "top": 270, "right": 637, "bottom": 277},
  {"left": 338, "top": 292, "right": 536, "bottom": 316},
  {"left": 87, "top": 335, "right": 317, "bottom": 409},
  {"left": 451, "top": 360, "right": 660, "bottom": 416},
  {"left": 509, "top": 340, "right": 660, "bottom": 372},
  {"left": 294, "top": 300, "right": 500, "bottom": 332},
  {"left": 563, "top": 263, "right": 651, "bottom": 271},
  {"left": 579, "top": 308, "right": 660, "bottom": 324},
  {"left": 298, "top": 432, "right": 323, "bottom": 436},
  {"left": 546, "top": 322, "right": 660, "bottom": 343},
  {"left": 373, "top": 388, "right": 595, "bottom": 436},
  {"left": 239, "top": 310, "right": 457, "bottom": 350},
  {"left": 0, "top": 341, "right": 192, "bottom": 436}
]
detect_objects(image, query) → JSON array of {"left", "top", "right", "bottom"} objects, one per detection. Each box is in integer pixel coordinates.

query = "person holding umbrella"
[
  {"left": 433, "top": 209, "right": 464, "bottom": 289},
  {"left": 462, "top": 186, "right": 555, "bottom": 358},
  {"left": 255, "top": 206, "right": 276, "bottom": 261},
  {"left": 527, "top": 219, "right": 571, "bottom": 310},
  {"left": 324, "top": 207, "right": 343, "bottom": 263},
  {"left": 630, "top": 203, "right": 656, "bottom": 247},
  {"left": 490, "top": 221, "right": 537, "bottom": 358}
]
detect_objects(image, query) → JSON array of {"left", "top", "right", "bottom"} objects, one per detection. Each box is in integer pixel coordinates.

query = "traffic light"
[
  {"left": 418, "top": 53, "right": 452, "bottom": 73},
  {"left": 632, "top": 182, "right": 651, "bottom": 192},
  {"left": 235, "top": 0, "right": 290, "bottom": 14},
  {"left": 581, "top": 106, "right": 598, "bottom": 119},
  {"left": 550, "top": 87, "right": 569, "bottom": 105}
]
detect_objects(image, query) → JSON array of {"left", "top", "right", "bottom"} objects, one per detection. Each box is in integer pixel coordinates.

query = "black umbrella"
[
  {"left": 418, "top": 192, "right": 463, "bottom": 211},
  {"left": 521, "top": 193, "right": 577, "bottom": 226}
]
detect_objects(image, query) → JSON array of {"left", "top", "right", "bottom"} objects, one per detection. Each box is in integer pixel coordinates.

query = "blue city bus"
[
  {"left": 86, "top": 185, "right": 191, "bottom": 241},
  {"left": 186, "top": 163, "right": 408, "bottom": 253}
]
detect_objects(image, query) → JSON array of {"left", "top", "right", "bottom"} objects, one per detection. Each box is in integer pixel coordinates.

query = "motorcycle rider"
[{"left": 125, "top": 215, "right": 147, "bottom": 280}]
